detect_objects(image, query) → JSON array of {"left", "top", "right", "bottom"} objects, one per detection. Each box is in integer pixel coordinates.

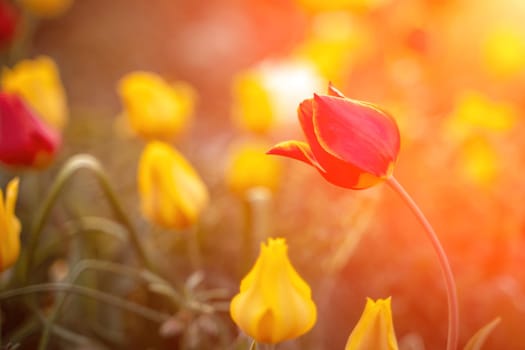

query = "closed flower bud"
[
  {"left": 118, "top": 71, "right": 196, "bottom": 140},
  {"left": 225, "top": 142, "right": 282, "bottom": 195},
  {"left": 0, "top": 178, "right": 21, "bottom": 272},
  {"left": 345, "top": 298, "right": 398, "bottom": 350},
  {"left": 0, "top": 92, "right": 61, "bottom": 168},
  {"left": 2, "top": 56, "right": 68, "bottom": 130},
  {"left": 138, "top": 141, "right": 209, "bottom": 230},
  {"left": 230, "top": 238, "right": 317, "bottom": 344},
  {"left": 268, "top": 83, "right": 400, "bottom": 189}
]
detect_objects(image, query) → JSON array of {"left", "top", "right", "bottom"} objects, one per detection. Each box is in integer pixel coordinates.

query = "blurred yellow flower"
[
  {"left": 483, "top": 25, "right": 525, "bottom": 78},
  {"left": 118, "top": 71, "right": 196, "bottom": 140},
  {"left": 295, "top": 0, "right": 388, "bottom": 12},
  {"left": 293, "top": 12, "right": 371, "bottom": 83},
  {"left": 232, "top": 60, "right": 324, "bottom": 134},
  {"left": 230, "top": 238, "right": 317, "bottom": 344},
  {"left": 0, "top": 178, "right": 21, "bottom": 272},
  {"left": 226, "top": 142, "right": 281, "bottom": 195},
  {"left": 460, "top": 137, "right": 499, "bottom": 187},
  {"left": 2, "top": 56, "right": 68, "bottom": 130},
  {"left": 138, "top": 141, "right": 209, "bottom": 230},
  {"left": 19, "top": 0, "right": 73, "bottom": 18},
  {"left": 446, "top": 91, "right": 517, "bottom": 140},
  {"left": 231, "top": 72, "right": 274, "bottom": 134},
  {"left": 345, "top": 297, "right": 398, "bottom": 350}
]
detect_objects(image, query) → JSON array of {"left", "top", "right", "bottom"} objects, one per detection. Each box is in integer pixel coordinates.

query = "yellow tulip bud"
[
  {"left": 0, "top": 178, "right": 21, "bottom": 272},
  {"left": 118, "top": 71, "right": 196, "bottom": 140},
  {"left": 225, "top": 142, "right": 282, "bottom": 195},
  {"left": 138, "top": 141, "right": 209, "bottom": 230},
  {"left": 232, "top": 71, "right": 274, "bottom": 134},
  {"left": 230, "top": 238, "right": 317, "bottom": 344},
  {"left": 2, "top": 56, "right": 68, "bottom": 130},
  {"left": 345, "top": 297, "right": 399, "bottom": 350}
]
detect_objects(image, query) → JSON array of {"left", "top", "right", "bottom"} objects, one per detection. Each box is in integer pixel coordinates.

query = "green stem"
[
  {"left": 0, "top": 282, "right": 170, "bottom": 323},
  {"left": 38, "top": 259, "right": 181, "bottom": 350},
  {"left": 21, "top": 154, "right": 154, "bottom": 284},
  {"left": 241, "top": 187, "right": 272, "bottom": 275},
  {"left": 386, "top": 176, "right": 458, "bottom": 350},
  {"left": 7, "top": 10, "right": 38, "bottom": 65}
]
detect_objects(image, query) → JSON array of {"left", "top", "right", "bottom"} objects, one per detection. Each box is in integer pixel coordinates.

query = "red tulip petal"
[
  {"left": 298, "top": 98, "right": 330, "bottom": 164},
  {"left": 312, "top": 94, "right": 399, "bottom": 177},
  {"left": 294, "top": 97, "right": 381, "bottom": 189},
  {"left": 267, "top": 140, "right": 325, "bottom": 172},
  {"left": 0, "top": 93, "right": 60, "bottom": 168}
]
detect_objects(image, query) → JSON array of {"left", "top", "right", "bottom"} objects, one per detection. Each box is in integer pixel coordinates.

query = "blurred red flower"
[
  {"left": 0, "top": 92, "right": 61, "bottom": 168},
  {"left": 268, "top": 83, "right": 400, "bottom": 189},
  {"left": 0, "top": 0, "right": 18, "bottom": 49}
]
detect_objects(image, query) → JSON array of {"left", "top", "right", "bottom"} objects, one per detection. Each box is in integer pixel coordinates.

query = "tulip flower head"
[
  {"left": 0, "top": 92, "right": 61, "bottom": 168},
  {"left": 0, "top": 178, "right": 21, "bottom": 272},
  {"left": 138, "top": 141, "right": 209, "bottom": 230},
  {"left": 345, "top": 297, "right": 398, "bottom": 350},
  {"left": 230, "top": 238, "right": 317, "bottom": 344},
  {"left": 226, "top": 142, "right": 282, "bottom": 195},
  {"left": 118, "top": 71, "right": 196, "bottom": 140},
  {"left": 268, "top": 83, "right": 400, "bottom": 189},
  {"left": 2, "top": 56, "right": 68, "bottom": 130}
]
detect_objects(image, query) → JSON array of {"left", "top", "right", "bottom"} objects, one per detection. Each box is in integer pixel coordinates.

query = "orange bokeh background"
[{"left": 7, "top": 0, "right": 525, "bottom": 349}]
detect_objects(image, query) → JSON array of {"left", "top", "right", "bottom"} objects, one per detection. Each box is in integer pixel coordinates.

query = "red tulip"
[
  {"left": 0, "top": 92, "right": 61, "bottom": 168},
  {"left": 268, "top": 83, "right": 400, "bottom": 189},
  {"left": 0, "top": 0, "right": 18, "bottom": 49}
]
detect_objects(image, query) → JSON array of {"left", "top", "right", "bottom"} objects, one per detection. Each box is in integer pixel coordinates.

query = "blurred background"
[{"left": 2, "top": 0, "right": 525, "bottom": 349}]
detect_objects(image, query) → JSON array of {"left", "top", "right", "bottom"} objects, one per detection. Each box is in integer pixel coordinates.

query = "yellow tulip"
[
  {"left": 118, "top": 71, "right": 196, "bottom": 140},
  {"left": 345, "top": 297, "right": 398, "bottom": 350},
  {"left": 225, "top": 142, "right": 282, "bottom": 195},
  {"left": 2, "top": 56, "right": 68, "bottom": 130},
  {"left": 0, "top": 178, "right": 21, "bottom": 272},
  {"left": 230, "top": 238, "right": 317, "bottom": 344},
  {"left": 19, "top": 0, "right": 73, "bottom": 18},
  {"left": 232, "top": 71, "right": 274, "bottom": 134},
  {"left": 138, "top": 141, "right": 208, "bottom": 230}
]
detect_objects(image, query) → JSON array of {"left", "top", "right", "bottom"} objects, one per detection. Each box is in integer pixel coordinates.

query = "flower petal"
[
  {"left": 312, "top": 94, "right": 399, "bottom": 177},
  {"left": 267, "top": 140, "right": 325, "bottom": 173}
]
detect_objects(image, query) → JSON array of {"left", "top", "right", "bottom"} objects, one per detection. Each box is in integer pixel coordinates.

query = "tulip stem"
[
  {"left": 38, "top": 259, "right": 181, "bottom": 350},
  {"left": 386, "top": 176, "right": 458, "bottom": 350},
  {"left": 21, "top": 154, "right": 154, "bottom": 284}
]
